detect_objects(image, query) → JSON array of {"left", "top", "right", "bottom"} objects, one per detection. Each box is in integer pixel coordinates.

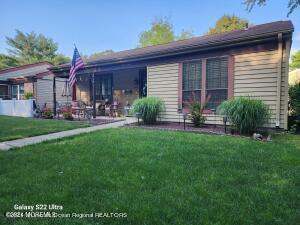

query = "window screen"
[
  {"left": 206, "top": 57, "right": 228, "bottom": 109},
  {"left": 182, "top": 62, "right": 202, "bottom": 104}
]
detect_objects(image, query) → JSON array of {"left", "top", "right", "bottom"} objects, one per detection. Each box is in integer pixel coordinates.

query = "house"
[
  {"left": 0, "top": 62, "right": 68, "bottom": 108},
  {"left": 289, "top": 68, "right": 300, "bottom": 85},
  {"left": 51, "top": 20, "right": 293, "bottom": 130}
]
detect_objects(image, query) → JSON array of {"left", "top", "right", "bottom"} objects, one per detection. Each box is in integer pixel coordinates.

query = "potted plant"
[
  {"left": 41, "top": 108, "right": 53, "bottom": 119},
  {"left": 62, "top": 108, "right": 73, "bottom": 120}
]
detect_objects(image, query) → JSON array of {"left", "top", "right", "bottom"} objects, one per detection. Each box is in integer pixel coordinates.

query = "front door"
[
  {"left": 94, "top": 74, "right": 113, "bottom": 103},
  {"left": 139, "top": 69, "right": 147, "bottom": 97}
]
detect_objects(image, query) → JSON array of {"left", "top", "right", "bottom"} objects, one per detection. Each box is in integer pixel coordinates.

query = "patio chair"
[{"left": 105, "top": 104, "right": 112, "bottom": 117}]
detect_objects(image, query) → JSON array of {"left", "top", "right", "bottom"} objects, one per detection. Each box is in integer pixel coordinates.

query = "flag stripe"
[{"left": 68, "top": 47, "right": 84, "bottom": 88}]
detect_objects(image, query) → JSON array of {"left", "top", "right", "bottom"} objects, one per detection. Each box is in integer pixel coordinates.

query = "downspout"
[
  {"left": 283, "top": 38, "right": 291, "bottom": 130},
  {"left": 275, "top": 33, "right": 283, "bottom": 128}
]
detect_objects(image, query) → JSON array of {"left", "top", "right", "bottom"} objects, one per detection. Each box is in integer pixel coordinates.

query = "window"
[
  {"left": 182, "top": 61, "right": 202, "bottom": 105},
  {"left": 181, "top": 57, "right": 229, "bottom": 111},
  {"left": 11, "top": 84, "right": 24, "bottom": 100},
  {"left": 206, "top": 57, "right": 228, "bottom": 109},
  {"left": 95, "top": 74, "right": 112, "bottom": 102}
]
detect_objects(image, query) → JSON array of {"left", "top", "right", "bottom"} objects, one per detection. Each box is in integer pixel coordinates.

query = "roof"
[
  {"left": 52, "top": 20, "right": 294, "bottom": 71},
  {"left": 0, "top": 62, "right": 53, "bottom": 81}
]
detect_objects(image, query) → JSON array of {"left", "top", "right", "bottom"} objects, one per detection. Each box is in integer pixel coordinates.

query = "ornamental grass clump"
[
  {"left": 132, "top": 97, "right": 165, "bottom": 124},
  {"left": 218, "top": 97, "right": 270, "bottom": 135}
]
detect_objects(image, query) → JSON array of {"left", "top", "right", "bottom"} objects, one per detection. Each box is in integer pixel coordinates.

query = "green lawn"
[
  {"left": 0, "top": 115, "right": 89, "bottom": 142},
  {"left": 0, "top": 129, "right": 299, "bottom": 225}
]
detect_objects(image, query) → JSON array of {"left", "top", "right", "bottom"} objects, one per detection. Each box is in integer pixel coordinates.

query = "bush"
[
  {"left": 132, "top": 97, "right": 165, "bottom": 124},
  {"left": 288, "top": 83, "right": 300, "bottom": 133},
  {"left": 24, "top": 92, "right": 33, "bottom": 99},
  {"left": 62, "top": 108, "right": 73, "bottom": 120},
  {"left": 189, "top": 102, "right": 206, "bottom": 127},
  {"left": 41, "top": 108, "right": 53, "bottom": 119},
  {"left": 218, "top": 97, "right": 270, "bottom": 135}
]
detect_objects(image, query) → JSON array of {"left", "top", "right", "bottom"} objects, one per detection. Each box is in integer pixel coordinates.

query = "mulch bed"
[{"left": 125, "top": 121, "right": 237, "bottom": 136}]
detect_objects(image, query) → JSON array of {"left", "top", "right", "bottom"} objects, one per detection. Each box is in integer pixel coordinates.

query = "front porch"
[{"left": 54, "top": 67, "right": 147, "bottom": 118}]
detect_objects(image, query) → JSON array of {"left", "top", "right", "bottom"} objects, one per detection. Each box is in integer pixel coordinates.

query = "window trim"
[{"left": 179, "top": 55, "right": 234, "bottom": 114}]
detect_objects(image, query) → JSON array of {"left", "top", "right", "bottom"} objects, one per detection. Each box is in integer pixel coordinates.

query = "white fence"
[{"left": 0, "top": 99, "right": 34, "bottom": 117}]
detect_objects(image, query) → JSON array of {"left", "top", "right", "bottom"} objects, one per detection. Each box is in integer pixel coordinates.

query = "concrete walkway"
[{"left": 0, "top": 118, "right": 135, "bottom": 151}]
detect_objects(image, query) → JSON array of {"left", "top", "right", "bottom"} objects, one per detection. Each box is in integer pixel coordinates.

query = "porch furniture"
[
  {"left": 112, "top": 101, "right": 119, "bottom": 117},
  {"left": 105, "top": 104, "right": 112, "bottom": 117}
]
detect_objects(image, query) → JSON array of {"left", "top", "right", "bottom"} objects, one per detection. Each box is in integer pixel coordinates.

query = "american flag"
[{"left": 68, "top": 47, "right": 84, "bottom": 88}]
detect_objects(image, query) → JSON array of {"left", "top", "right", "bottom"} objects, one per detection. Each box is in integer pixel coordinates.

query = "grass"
[
  {"left": 0, "top": 129, "right": 299, "bottom": 225},
  {"left": 0, "top": 115, "right": 89, "bottom": 142}
]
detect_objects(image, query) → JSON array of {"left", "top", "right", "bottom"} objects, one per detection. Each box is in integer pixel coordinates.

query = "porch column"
[
  {"left": 53, "top": 76, "right": 56, "bottom": 116},
  {"left": 92, "top": 73, "right": 96, "bottom": 118}
]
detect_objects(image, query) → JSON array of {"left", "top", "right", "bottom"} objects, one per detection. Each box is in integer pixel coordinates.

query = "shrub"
[
  {"left": 185, "top": 94, "right": 210, "bottom": 127},
  {"left": 24, "top": 92, "right": 33, "bottom": 99},
  {"left": 62, "top": 108, "right": 73, "bottom": 120},
  {"left": 132, "top": 97, "right": 165, "bottom": 124},
  {"left": 218, "top": 97, "right": 270, "bottom": 135},
  {"left": 288, "top": 83, "right": 300, "bottom": 133},
  {"left": 189, "top": 102, "right": 206, "bottom": 127},
  {"left": 41, "top": 108, "right": 53, "bottom": 119}
]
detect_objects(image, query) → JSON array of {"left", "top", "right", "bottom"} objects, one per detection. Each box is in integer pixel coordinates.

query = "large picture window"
[
  {"left": 181, "top": 57, "right": 229, "bottom": 111},
  {"left": 206, "top": 57, "right": 228, "bottom": 109},
  {"left": 182, "top": 61, "right": 202, "bottom": 104}
]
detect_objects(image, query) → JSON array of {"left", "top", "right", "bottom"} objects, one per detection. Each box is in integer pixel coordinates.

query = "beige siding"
[
  {"left": 234, "top": 49, "right": 288, "bottom": 129},
  {"left": 36, "top": 75, "right": 68, "bottom": 108},
  {"left": 147, "top": 63, "right": 179, "bottom": 122}
]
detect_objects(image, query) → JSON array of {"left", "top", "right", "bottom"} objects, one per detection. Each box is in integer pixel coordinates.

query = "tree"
[
  {"left": 290, "top": 50, "right": 300, "bottom": 71},
  {"left": 207, "top": 15, "right": 251, "bottom": 35},
  {"left": 244, "top": 0, "right": 299, "bottom": 16},
  {"left": 138, "top": 18, "right": 194, "bottom": 47},
  {"left": 89, "top": 50, "right": 114, "bottom": 58},
  {"left": 0, "top": 54, "right": 19, "bottom": 70},
  {"left": 5, "top": 30, "right": 70, "bottom": 66},
  {"left": 177, "top": 30, "right": 194, "bottom": 41}
]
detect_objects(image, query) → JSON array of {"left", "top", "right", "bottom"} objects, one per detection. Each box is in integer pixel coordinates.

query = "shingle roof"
[
  {"left": 0, "top": 62, "right": 53, "bottom": 81},
  {"left": 52, "top": 20, "right": 293, "bottom": 70}
]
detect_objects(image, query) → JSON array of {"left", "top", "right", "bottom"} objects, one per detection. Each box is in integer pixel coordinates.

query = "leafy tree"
[
  {"left": 49, "top": 54, "right": 70, "bottom": 65},
  {"left": 207, "top": 15, "right": 251, "bottom": 35},
  {"left": 138, "top": 18, "right": 194, "bottom": 47},
  {"left": 176, "top": 30, "right": 194, "bottom": 41},
  {"left": 244, "top": 0, "right": 299, "bottom": 16},
  {"left": 290, "top": 50, "right": 300, "bottom": 71},
  {"left": 89, "top": 50, "right": 114, "bottom": 58},
  {"left": 0, "top": 54, "right": 19, "bottom": 70},
  {"left": 4, "top": 30, "right": 70, "bottom": 66}
]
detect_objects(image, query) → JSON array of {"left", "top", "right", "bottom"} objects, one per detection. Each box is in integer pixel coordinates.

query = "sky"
[{"left": 0, "top": 0, "right": 299, "bottom": 58}]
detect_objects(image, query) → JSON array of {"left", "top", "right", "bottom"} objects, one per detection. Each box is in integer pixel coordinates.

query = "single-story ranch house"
[
  {"left": 0, "top": 62, "right": 67, "bottom": 108},
  {"left": 51, "top": 20, "right": 293, "bottom": 130}
]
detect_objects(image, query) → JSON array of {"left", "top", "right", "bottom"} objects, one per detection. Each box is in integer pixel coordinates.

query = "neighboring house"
[
  {"left": 51, "top": 20, "right": 293, "bottom": 130},
  {"left": 0, "top": 62, "right": 68, "bottom": 108},
  {"left": 289, "top": 68, "right": 300, "bottom": 85}
]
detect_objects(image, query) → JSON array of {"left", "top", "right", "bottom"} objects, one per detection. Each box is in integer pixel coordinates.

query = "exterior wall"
[
  {"left": 36, "top": 74, "right": 68, "bottom": 108},
  {"left": 24, "top": 82, "right": 34, "bottom": 95},
  {"left": 148, "top": 47, "right": 288, "bottom": 129},
  {"left": 233, "top": 49, "right": 288, "bottom": 129},
  {"left": 147, "top": 63, "right": 224, "bottom": 124},
  {"left": 148, "top": 63, "right": 180, "bottom": 121}
]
